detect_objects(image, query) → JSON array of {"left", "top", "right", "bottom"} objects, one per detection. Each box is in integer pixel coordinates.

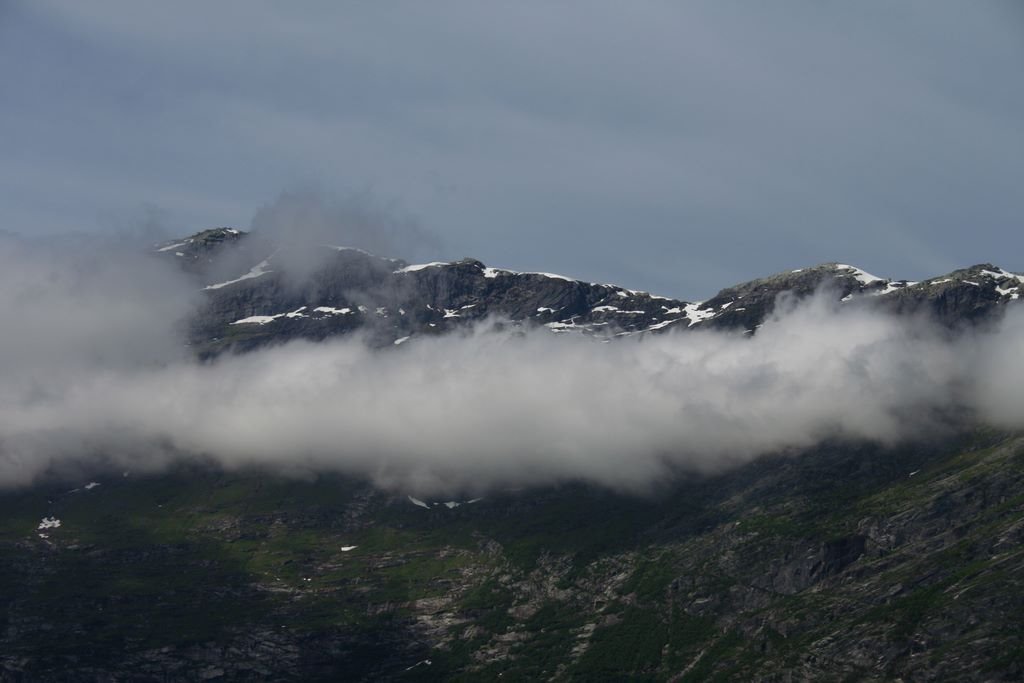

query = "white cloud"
[{"left": 1, "top": 234, "right": 1021, "bottom": 493}]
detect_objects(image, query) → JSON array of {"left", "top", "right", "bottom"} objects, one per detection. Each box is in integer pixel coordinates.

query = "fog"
[
  {"left": 0, "top": 233, "right": 1021, "bottom": 494},
  {"left": 252, "top": 189, "right": 437, "bottom": 253}
]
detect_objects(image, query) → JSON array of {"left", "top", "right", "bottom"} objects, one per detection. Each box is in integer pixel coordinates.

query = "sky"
[{"left": 2, "top": 1, "right": 1022, "bottom": 299}]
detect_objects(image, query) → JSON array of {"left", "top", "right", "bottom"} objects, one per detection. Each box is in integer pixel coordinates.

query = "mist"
[
  {"left": 0, "top": 233, "right": 1021, "bottom": 494},
  {"left": 248, "top": 189, "right": 441, "bottom": 282}
]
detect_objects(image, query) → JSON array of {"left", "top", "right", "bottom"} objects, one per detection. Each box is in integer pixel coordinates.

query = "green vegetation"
[
  {"left": 0, "top": 433, "right": 1022, "bottom": 679},
  {"left": 620, "top": 553, "right": 677, "bottom": 600}
]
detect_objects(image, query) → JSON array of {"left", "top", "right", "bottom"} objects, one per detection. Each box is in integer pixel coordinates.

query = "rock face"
[{"left": 156, "top": 228, "right": 1023, "bottom": 355}]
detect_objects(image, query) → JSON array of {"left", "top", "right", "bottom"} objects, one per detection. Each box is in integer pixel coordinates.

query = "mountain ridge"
[{"left": 155, "top": 227, "right": 1022, "bottom": 356}]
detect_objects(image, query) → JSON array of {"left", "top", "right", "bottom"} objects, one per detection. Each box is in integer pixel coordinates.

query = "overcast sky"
[{"left": 2, "top": 1, "right": 1022, "bottom": 299}]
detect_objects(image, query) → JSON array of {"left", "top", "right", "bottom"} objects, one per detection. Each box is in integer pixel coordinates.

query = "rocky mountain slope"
[
  {"left": 0, "top": 229, "right": 1021, "bottom": 681},
  {"left": 2, "top": 430, "right": 1022, "bottom": 681},
  {"left": 156, "top": 228, "right": 1022, "bottom": 355}
]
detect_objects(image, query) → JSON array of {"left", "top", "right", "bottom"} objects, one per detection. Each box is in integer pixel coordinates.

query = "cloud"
[
  {"left": 0, "top": 234, "right": 1021, "bottom": 493},
  {"left": 0, "top": 232, "right": 194, "bottom": 387},
  {"left": 0, "top": 233, "right": 196, "bottom": 485},
  {"left": 973, "top": 308, "right": 1024, "bottom": 428},
  {"left": 247, "top": 188, "right": 441, "bottom": 283},
  {"left": 251, "top": 188, "right": 439, "bottom": 257}
]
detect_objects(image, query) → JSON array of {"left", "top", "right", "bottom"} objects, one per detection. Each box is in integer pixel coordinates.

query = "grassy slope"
[{"left": 0, "top": 431, "right": 1022, "bottom": 680}]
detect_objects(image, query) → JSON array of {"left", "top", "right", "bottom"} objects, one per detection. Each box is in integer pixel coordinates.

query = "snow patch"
[
  {"left": 996, "top": 285, "right": 1020, "bottom": 299},
  {"left": 396, "top": 261, "right": 448, "bottom": 273},
  {"left": 683, "top": 303, "right": 716, "bottom": 327},
  {"left": 38, "top": 517, "right": 61, "bottom": 530},
  {"left": 874, "top": 281, "right": 915, "bottom": 296},
  {"left": 407, "top": 497, "right": 482, "bottom": 510},
  {"left": 980, "top": 267, "right": 1024, "bottom": 284},
  {"left": 477, "top": 263, "right": 575, "bottom": 282},
  {"left": 340, "top": 545, "right": 358, "bottom": 552},
  {"left": 230, "top": 307, "right": 307, "bottom": 325},
  {"left": 205, "top": 259, "right": 273, "bottom": 290},
  {"left": 230, "top": 315, "right": 279, "bottom": 325},
  {"left": 835, "top": 264, "right": 884, "bottom": 285},
  {"left": 394, "top": 336, "right": 411, "bottom": 346},
  {"left": 482, "top": 267, "right": 509, "bottom": 278}
]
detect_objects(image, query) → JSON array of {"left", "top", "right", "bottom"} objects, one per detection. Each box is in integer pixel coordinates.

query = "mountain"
[
  {"left": 0, "top": 229, "right": 1021, "bottom": 681},
  {"left": 156, "top": 228, "right": 1022, "bottom": 356},
  {"left": 4, "top": 431, "right": 1023, "bottom": 681}
]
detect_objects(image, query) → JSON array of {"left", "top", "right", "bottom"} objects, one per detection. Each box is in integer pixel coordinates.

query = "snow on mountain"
[{"left": 153, "top": 229, "right": 1022, "bottom": 356}]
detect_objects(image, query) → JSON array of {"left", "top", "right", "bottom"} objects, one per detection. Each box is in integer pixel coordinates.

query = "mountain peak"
[{"left": 151, "top": 230, "right": 1021, "bottom": 355}]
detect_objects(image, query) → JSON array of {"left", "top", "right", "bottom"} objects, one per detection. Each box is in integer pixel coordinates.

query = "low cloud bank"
[{"left": 1, "top": 235, "right": 1022, "bottom": 493}]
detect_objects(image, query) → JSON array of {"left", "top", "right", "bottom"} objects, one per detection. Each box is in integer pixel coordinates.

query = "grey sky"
[{"left": 2, "top": 1, "right": 1022, "bottom": 299}]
